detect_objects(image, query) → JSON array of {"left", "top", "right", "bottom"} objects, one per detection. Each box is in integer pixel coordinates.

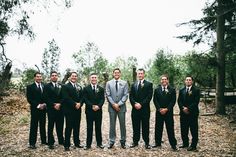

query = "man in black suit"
[
  {"left": 153, "top": 75, "right": 177, "bottom": 151},
  {"left": 44, "top": 71, "right": 64, "bottom": 149},
  {"left": 129, "top": 68, "right": 153, "bottom": 149},
  {"left": 61, "top": 72, "right": 83, "bottom": 151},
  {"left": 178, "top": 76, "right": 200, "bottom": 151},
  {"left": 26, "top": 72, "right": 47, "bottom": 149},
  {"left": 83, "top": 73, "right": 105, "bottom": 150}
]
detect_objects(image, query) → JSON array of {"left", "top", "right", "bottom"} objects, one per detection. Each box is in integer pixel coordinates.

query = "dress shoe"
[
  {"left": 49, "top": 145, "right": 54, "bottom": 149},
  {"left": 179, "top": 145, "right": 188, "bottom": 148},
  {"left": 97, "top": 145, "right": 104, "bottom": 149},
  {"left": 121, "top": 143, "right": 126, "bottom": 149},
  {"left": 64, "top": 147, "right": 70, "bottom": 151},
  {"left": 187, "top": 146, "right": 197, "bottom": 151},
  {"left": 171, "top": 146, "right": 178, "bottom": 151},
  {"left": 108, "top": 143, "right": 114, "bottom": 149},
  {"left": 75, "top": 144, "right": 83, "bottom": 148},
  {"left": 145, "top": 144, "right": 152, "bottom": 149},
  {"left": 130, "top": 143, "right": 138, "bottom": 148},
  {"left": 84, "top": 146, "right": 91, "bottom": 150},
  {"left": 152, "top": 144, "right": 161, "bottom": 148},
  {"left": 28, "top": 145, "right": 36, "bottom": 149}
]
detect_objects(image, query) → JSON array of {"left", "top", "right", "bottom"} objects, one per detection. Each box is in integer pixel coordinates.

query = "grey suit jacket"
[{"left": 106, "top": 79, "right": 129, "bottom": 112}]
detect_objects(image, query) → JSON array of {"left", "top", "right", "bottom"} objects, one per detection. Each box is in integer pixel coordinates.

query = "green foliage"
[
  {"left": 147, "top": 49, "right": 181, "bottom": 87},
  {"left": 20, "top": 68, "right": 37, "bottom": 91},
  {"left": 72, "top": 41, "right": 108, "bottom": 84},
  {"left": 41, "top": 39, "right": 61, "bottom": 79},
  {"left": 110, "top": 56, "right": 138, "bottom": 85}
]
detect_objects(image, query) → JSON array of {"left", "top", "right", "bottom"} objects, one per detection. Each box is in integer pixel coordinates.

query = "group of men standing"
[{"left": 26, "top": 68, "right": 200, "bottom": 152}]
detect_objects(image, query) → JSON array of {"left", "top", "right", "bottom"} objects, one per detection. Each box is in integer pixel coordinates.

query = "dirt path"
[{"left": 0, "top": 95, "right": 235, "bottom": 157}]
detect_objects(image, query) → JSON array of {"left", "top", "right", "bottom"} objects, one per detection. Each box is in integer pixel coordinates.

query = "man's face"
[
  {"left": 90, "top": 74, "right": 98, "bottom": 85},
  {"left": 113, "top": 70, "right": 121, "bottom": 80},
  {"left": 161, "top": 76, "right": 169, "bottom": 86},
  {"left": 50, "top": 72, "right": 58, "bottom": 82},
  {"left": 70, "top": 73, "right": 78, "bottom": 83},
  {"left": 34, "top": 74, "right": 42, "bottom": 83},
  {"left": 137, "top": 70, "right": 145, "bottom": 80},
  {"left": 185, "top": 77, "right": 193, "bottom": 87}
]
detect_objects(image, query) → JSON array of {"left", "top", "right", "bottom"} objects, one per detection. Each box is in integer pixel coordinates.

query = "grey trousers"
[{"left": 109, "top": 111, "right": 126, "bottom": 144}]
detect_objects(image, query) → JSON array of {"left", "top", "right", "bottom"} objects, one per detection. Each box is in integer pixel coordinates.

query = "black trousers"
[
  {"left": 47, "top": 110, "right": 64, "bottom": 145},
  {"left": 86, "top": 111, "right": 102, "bottom": 146},
  {"left": 64, "top": 111, "right": 81, "bottom": 147},
  {"left": 180, "top": 114, "right": 198, "bottom": 148},
  {"left": 29, "top": 110, "right": 46, "bottom": 145},
  {"left": 131, "top": 109, "right": 150, "bottom": 145},
  {"left": 155, "top": 112, "right": 177, "bottom": 147}
]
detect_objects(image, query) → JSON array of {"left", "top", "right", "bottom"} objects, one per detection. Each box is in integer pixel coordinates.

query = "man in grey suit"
[{"left": 106, "top": 68, "right": 129, "bottom": 149}]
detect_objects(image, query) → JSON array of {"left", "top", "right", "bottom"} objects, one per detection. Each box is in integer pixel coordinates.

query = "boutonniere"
[
  {"left": 188, "top": 91, "right": 192, "bottom": 96},
  {"left": 96, "top": 87, "right": 100, "bottom": 93},
  {"left": 76, "top": 85, "right": 81, "bottom": 91},
  {"left": 141, "top": 82, "right": 144, "bottom": 88},
  {"left": 165, "top": 89, "right": 169, "bottom": 94}
]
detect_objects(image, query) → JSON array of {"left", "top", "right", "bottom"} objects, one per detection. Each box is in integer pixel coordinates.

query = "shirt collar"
[{"left": 186, "top": 85, "right": 192, "bottom": 90}]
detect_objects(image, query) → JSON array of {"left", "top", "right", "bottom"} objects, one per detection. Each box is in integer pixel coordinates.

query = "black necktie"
[
  {"left": 138, "top": 81, "right": 141, "bottom": 90},
  {"left": 93, "top": 85, "right": 96, "bottom": 94},
  {"left": 115, "top": 80, "right": 118, "bottom": 92},
  {"left": 38, "top": 84, "right": 42, "bottom": 93},
  {"left": 163, "top": 86, "right": 166, "bottom": 93},
  {"left": 186, "top": 87, "right": 189, "bottom": 93}
]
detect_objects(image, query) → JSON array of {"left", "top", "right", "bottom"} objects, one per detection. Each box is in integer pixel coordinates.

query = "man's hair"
[
  {"left": 186, "top": 75, "right": 194, "bottom": 81},
  {"left": 160, "top": 74, "right": 169, "bottom": 80},
  {"left": 137, "top": 68, "right": 145, "bottom": 73},
  {"left": 50, "top": 71, "right": 58, "bottom": 76},
  {"left": 113, "top": 68, "right": 121, "bottom": 73},
  {"left": 70, "top": 71, "right": 78, "bottom": 76},
  {"left": 90, "top": 72, "right": 98, "bottom": 76},
  {"left": 34, "top": 72, "right": 41, "bottom": 77}
]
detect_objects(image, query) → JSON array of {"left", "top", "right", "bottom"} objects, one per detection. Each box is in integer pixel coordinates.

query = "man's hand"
[
  {"left": 160, "top": 108, "right": 168, "bottom": 115},
  {"left": 92, "top": 105, "right": 100, "bottom": 111},
  {"left": 38, "top": 103, "right": 46, "bottom": 110},
  {"left": 75, "top": 103, "right": 81, "bottom": 110},
  {"left": 134, "top": 103, "right": 142, "bottom": 110},
  {"left": 54, "top": 103, "right": 61, "bottom": 110},
  {"left": 183, "top": 107, "right": 189, "bottom": 114},
  {"left": 112, "top": 103, "right": 120, "bottom": 112}
]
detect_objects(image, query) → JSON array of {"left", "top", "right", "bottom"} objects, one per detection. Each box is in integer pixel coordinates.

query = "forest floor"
[{"left": 0, "top": 91, "right": 236, "bottom": 157}]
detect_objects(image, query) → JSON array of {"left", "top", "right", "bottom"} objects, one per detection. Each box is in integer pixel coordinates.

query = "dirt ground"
[{"left": 0, "top": 92, "right": 236, "bottom": 157}]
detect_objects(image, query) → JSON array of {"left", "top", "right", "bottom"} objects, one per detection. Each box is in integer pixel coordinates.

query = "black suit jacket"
[
  {"left": 178, "top": 86, "right": 200, "bottom": 115},
  {"left": 129, "top": 80, "right": 153, "bottom": 112},
  {"left": 83, "top": 85, "right": 105, "bottom": 114},
  {"left": 44, "top": 82, "right": 63, "bottom": 113},
  {"left": 26, "top": 82, "right": 46, "bottom": 112},
  {"left": 61, "top": 82, "right": 83, "bottom": 114},
  {"left": 153, "top": 85, "right": 176, "bottom": 114}
]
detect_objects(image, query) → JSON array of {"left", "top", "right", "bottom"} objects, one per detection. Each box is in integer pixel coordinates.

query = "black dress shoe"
[
  {"left": 108, "top": 143, "right": 114, "bottom": 149},
  {"left": 49, "top": 145, "right": 54, "bottom": 149},
  {"left": 171, "top": 146, "right": 178, "bottom": 151},
  {"left": 84, "top": 146, "right": 91, "bottom": 150},
  {"left": 130, "top": 143, "right": 138, "bottom": 148},
  {"left": 152, "top": 144, "right": 161, "bottom": 148},
  {"left": 75, "top": 144, "right": 83, "bottom": 148},
  {"left": 121, "top": 143, "right": 126, "bottom": 149},
  {"left": 97, "top": 145, "right": 104, "bottom": 149},
  {"left": 28, "top": 145, "right": 36, "bottom": 149},
  {"left": 64, "top": 147, "right": 70, "bottom": 151},
  {"left": 145, "top": 145, "right": 151, "bottom": 149},
  {"left": 179, "top": 145, "right": 188, "bottom": 148},
  {"left": 187, "top": 146, "right": 197, "bottom": 151}
]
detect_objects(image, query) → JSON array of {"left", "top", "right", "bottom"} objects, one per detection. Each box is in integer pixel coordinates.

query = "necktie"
[
  {"left": 138, "top": 81, "right": 142, "bottom": 90},
  {"left": 38, "top": 83, "right": 42, "bottom": 93},
  {"left": 163, "top": 86, "right": 166, "bottom": 93},
  {"left": 186, "top": 87, "right": 189, "bottom": 93},
  {"left": 93, "top": 85, "right": 96, "bottom": 94},
  {"left": 115, "top": 80, "right": 118, "bottom": 92}
]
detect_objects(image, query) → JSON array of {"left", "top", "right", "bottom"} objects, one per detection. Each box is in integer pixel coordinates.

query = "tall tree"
[
  {"left": 41, "top": 39, "right": 61, "bottom": 79},
  {"left": 177, "top": 0, "right": 236, "bottom": 115},
  {"left": 72, "top": 41, "right": 108, "bottom": 84}
]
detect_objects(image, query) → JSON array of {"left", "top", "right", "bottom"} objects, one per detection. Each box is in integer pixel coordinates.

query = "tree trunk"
[{"left": 215, "top": 0, "right": 226, "bottom": 115}]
